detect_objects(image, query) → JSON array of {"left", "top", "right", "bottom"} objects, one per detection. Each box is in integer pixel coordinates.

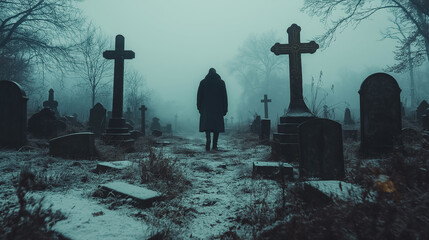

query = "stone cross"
[
  {"left": 260, "top": 94, "right": 272, "bottom": 119},
  {"left": 271, "top": 24, "right": 319, "bottom": 116},
  {"left": 139, "top": 105, "right": 147, "bottom": 136},
  {"left": 103, "top": 35, "right": 135, "bottom": 137}
]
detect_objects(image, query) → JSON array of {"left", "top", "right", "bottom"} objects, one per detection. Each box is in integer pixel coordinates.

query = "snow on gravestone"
[
  {"left": 99, "top": 181, "right": 161, "bottom": 207},
  {"left": 0, "top": 80, "right": 28, "bottom": 148},
  {"left": 298, "top": 118, "right": 345, "bottom": 180},
  {"left": 359, "top": 73, "right": 402, "bottom": 154}
]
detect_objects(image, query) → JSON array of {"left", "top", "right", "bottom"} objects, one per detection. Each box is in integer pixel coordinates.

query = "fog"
[{"left": 29, "top": 0, "right": 429, "bottom": 131}]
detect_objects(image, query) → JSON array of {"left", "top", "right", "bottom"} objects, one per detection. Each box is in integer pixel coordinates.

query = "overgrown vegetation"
[
  {"left": 139, "top": 148, "right": 189, "bottom": 198},
  {"left": 1, "top": 167, "right": 66, "bottom": 239},
  {"left": 257, "top": 129, "right": 429, "bottom": 240}
]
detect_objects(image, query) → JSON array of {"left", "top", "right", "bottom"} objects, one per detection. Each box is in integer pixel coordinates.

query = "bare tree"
[
  {"left": 230, "top": 32, "right": 288, "bottom": 118},
  {"left": 125, "top": 69, "right": 150, "bottom": 119},
  {"left": 302, "top": 0, "right": 429, "bottom": 72},
  {"left": 74, "top": 24, "right": 112, "bottom": 107},
  {"left": 0, "top": 0, "right": 84, "bottom": 73}
]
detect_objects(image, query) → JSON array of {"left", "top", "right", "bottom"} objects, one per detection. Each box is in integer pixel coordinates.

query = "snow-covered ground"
[{"left": 0, "top": 131, "right": 284, "bottom": 239}]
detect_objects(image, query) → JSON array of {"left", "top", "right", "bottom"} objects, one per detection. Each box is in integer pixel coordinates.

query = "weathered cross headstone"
[
  {"left": 139, "top": 105, "right": 147, "bottom": 136},
  {"left": 260, "top": 94, "right": 272, "bottom": 119},
  {"left": 270, "top": 24, "right": 319, "bottom": 161},
  {"left": 359, "top": 73, "right": 402, "bottom": 154},
  {"left": 0, "top": 81, "right": 28, "bottom": 148},
  {"left": 416, "top": 100, "right": 428, "bottom": 122},
  {"left": 43, "top": 88, "right": 59, "bottom": 117},
  {"left": 299, "top": 118, "right": 345, "bottom": 180},
  {"left": 103, "top": 35, "right": 135, "bottom": 144},
  {"left": 89, "top": 103, "right": 106, "bottom": 136}
]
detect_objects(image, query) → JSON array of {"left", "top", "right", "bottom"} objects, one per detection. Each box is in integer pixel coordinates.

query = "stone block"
[
  {"left": 99, "top": 181, "right": 161, "bottom": 208},
  {"left": 49, "top": 132, "right": 95, "bottom": 159},
  {"left": 96, "top": 161, "right": 133, "bottom": 172},
  {"left": 252, "top": 161, "right": 293, "bottom": 180}
]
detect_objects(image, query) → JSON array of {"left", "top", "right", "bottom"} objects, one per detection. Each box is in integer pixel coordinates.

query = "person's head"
[{"left": 208, "top": 68, "right": 216, "bottom": 74}]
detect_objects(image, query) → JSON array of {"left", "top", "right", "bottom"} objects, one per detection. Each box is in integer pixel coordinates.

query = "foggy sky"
[{"left": 78, "top": 0, "right": 399, "bottom": 125}]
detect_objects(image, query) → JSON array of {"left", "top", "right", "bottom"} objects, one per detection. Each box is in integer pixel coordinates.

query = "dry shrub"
[
  {"left": 1, "top": 167, "right": 66, "bottom": 239},
  {"left": 140, "top": 148, "right": 189, "bottom": 197},
  {"left": 259, "top": 138, "right": 429, "bottom": 240},
  {"left": 13, "top": 166, "right": 72, "bottom": 191}
]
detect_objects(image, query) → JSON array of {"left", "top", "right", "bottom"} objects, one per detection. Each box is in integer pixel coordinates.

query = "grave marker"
[
  {"left": 103, "top": 35, "right": 135, "bottom": 144},
  {"left": 43, "top": 88, "right": 59, "bottom": 116},
  {"left": 359, "top": 73, "right": 402, "bottom": 154},
  {"left": 299, "top": 118, "right": 345, "bottom": 180},
  {"left": 0, "top": 81, "right": 28, "bottom": 148},
  {"left": 260, "top": 94, "right": 272, "bottom": 119},
  {"left": 89, "top": 102, "right": 106, "bottom": 136},
  {"left": 416, "top": 100, "right": 428, "bottom": 122},
  {"left": 270, "top": 24, "right": 319, "bottom": 161}
]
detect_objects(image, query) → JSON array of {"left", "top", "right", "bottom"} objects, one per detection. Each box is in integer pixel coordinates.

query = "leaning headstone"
[
  {"left": 99, "top": 181, "right": 161, "bottom": 208},
  {"left": 89, "top": 103, "right": 106, "bottom": 136},
  {"left": 416, "top": 100, "right": 428, "bottom": 122},
  {"left": 43, "top": 88, "right": 59, "bottom": 117},
  {"left": 299, "top": 118, "right": 345, "bottom": 180},
  {"left": 49, "top": 132, "right": 95, "bottom": 158},
  {"left": 0, "top": 80, "right": 28, "bottom": 148},
  {"left": 359, "top": 73, "right": 402, "bottom": 154},
  {"left": 28, "top": 108, "right": 66, "bottom": 138}
]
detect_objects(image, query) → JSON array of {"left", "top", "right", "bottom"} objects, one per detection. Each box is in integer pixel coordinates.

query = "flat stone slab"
[
  {"left": 99, "top": 181, "right": 161, "bottom": 207},
  {"left": 96, "top": 161, "right": 133, "bottom": 172},
  {"left": 303, "top": 180, "right": 373, "bottom": 205},
  {"left": 39, "top": 191, "right": 151, "bottom": 240},
  {"left": 253, "top": 161, "right": 293, "bottom": 180}
]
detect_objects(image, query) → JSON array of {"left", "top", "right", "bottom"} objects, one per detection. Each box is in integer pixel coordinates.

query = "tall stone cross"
[
  {"left": 271, "top": 24, "right": 319, "bottom": 117},
  {"left": 103, "top": 35, "right": 135, "bottom": 131},
  {"left": 260, "top": 94, "right": 272, "bottom": 119},
  {"left": 139, "top": 105, "right": 148, "bottom": 136}
]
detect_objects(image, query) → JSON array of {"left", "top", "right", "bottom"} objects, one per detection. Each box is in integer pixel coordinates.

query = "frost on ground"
[
  {"left": 1, "top": 128, "right": 429, "bottom": 240},
  {"left": 0, "top": 132, "right": 283, "bottom": 239}
]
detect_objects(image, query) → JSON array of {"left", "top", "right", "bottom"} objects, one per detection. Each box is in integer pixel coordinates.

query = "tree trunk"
[{"left": 408, "top": 44, "right": 416, "bottom": 108}]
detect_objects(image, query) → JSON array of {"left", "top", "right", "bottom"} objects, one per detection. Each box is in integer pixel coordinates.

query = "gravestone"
[
  {"left": 343, "top": 108, "right": 355, "bottom": 125},
  {"left": 49, "top": 132, "right": 95, "bottom": 158},
  {"left": 89, "top": 103, "right": 107, "bottom": 136},
  {"left": 139, "top": 105, "right": 147, "bottom": 136},
  {"left": 359, "top": 73, "right": 402, "bottom": 154},
  {"left": 124, "top": 107, "right": 132, "bottom": 123},
  {"left": 165, "top": 124, "right": 172, "bottom": 135},
  {"left": 150, "top": 117, "right": 161, "bottom": 131},
  {"left": 299, "top": 118, "right": 344, "bottom": 180},
  {"left": 422, "top": 108, "right": 429, "bottom": 130},
  {"left": 28, "top": 108, "right": 66, "bottom": 138},
  {"left": 103, "top": 35, "right": 135, "bottom": 145},
  {"left": 250, "top": 115, "right": 261, "bottom": 134},
  {"left": 260, "top": 119, "right": 270, "bottom": 143},
  {"left": 260, "top": 94, "right": 272, "bottom": 119},
  {"left": 270, "top": 24, "right": 319, "bottom": 161},
  {"left": 0, "top": 80, "right": 28, "bottom": 148},
  {"left": 416, "top": 100, "right": 428, "bottom": 122},
  {"left": 43, "top": 88, "right": 59, "bottom": 117}
]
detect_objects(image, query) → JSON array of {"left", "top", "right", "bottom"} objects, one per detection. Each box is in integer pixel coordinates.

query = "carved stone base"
[{"left": 271, "top": 116, "right": 315, "bottom": 162}]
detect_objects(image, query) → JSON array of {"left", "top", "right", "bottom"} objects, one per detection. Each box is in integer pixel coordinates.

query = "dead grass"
[{"left": 139, "top": 148, "right": 190, "bottom": 198}]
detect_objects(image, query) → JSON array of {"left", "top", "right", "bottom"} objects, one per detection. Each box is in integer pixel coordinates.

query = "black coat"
[{"left": 197, "top": 72, "right": 228, "bottom": 132}]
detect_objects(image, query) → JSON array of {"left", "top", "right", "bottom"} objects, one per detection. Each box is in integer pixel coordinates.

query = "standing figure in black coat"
[{"left": 197, "top": 68, "right": 228, "bottom": 151}]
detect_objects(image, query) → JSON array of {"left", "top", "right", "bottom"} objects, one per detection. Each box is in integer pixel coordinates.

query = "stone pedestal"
[{"left": 271, "top": 116, "right": 315, "bottom": 162}]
